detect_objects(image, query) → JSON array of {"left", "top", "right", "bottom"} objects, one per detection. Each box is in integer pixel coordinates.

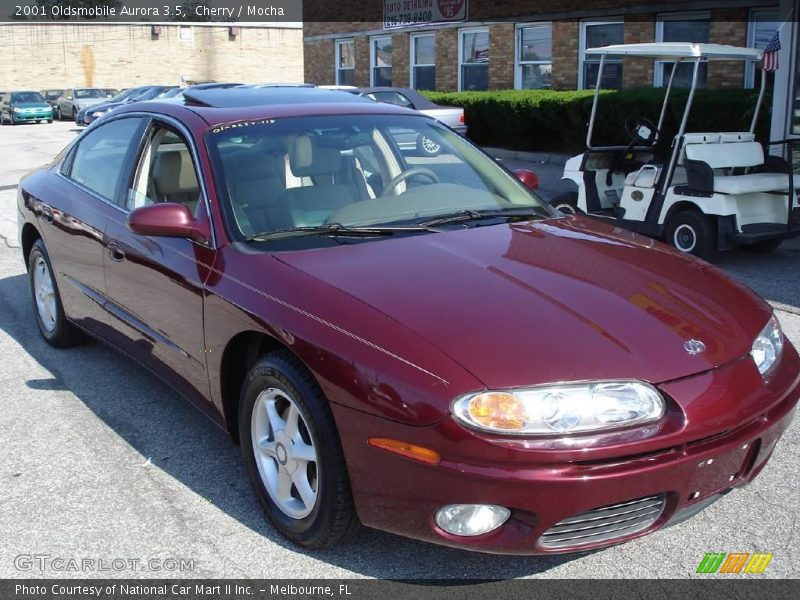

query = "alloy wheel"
[{"left": 32, "top": 256, "right": 57, "bottom": 332}]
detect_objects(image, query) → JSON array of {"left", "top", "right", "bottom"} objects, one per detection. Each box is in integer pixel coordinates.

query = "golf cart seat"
[{"left": 682, "top": 133, "right": 800, "bottom": 195}]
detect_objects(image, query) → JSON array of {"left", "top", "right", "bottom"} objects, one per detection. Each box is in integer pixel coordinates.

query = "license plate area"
[{"left": 688, "top": 439, "right": 760, "bottom": 501}]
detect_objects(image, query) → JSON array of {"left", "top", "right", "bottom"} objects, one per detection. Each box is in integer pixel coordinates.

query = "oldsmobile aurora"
[{"left": 17, "top": 88, "right": 799, "bottom": 554}]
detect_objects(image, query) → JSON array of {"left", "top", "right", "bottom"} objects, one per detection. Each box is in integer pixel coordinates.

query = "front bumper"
[
  {"left": 11, "top": 111, "right": 52, "bottom": 122},
  {"left": 334, "top": 345, "right": 800, "bottom": 554}
]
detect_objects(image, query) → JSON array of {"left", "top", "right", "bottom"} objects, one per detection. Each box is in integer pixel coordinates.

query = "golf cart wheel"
[
  {"left": 742, "top": 238, "right": 783, "bottom": 254},
  {"left": 665, "top": 209, "right": 716, "bottom": 260},
  {"left": 417, "top": 134, "right": 442, "bottom": 156},
  {"left": 551, "top": 191, "right": 580, "bottom": 215}
]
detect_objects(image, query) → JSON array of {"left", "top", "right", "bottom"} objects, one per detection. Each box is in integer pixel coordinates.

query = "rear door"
[
  {"left": 102, "top": 117, "right": 216, "bottom": 406},
  {"left": 38, "top": 115, "right": 147, "bottom": 336}
]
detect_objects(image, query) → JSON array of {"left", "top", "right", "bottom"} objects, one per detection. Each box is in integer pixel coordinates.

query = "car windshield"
[
  {"left": 43, "top": 90, "right": 62, "bottom": 100},
  {"left": 157, "top": 87, "right": 183, "bottom": 98},
  {"left": 207, "top": 114, "right": 552, "bottom": 246},
  {"left": 11, "top": 92, "right": 45, "bottom": 103},
  {"left": 108, "top": 88, "right": 137, "bottom": 102},
  {"left": 74, "top": 88, "right": 105, "bottom": 99}
]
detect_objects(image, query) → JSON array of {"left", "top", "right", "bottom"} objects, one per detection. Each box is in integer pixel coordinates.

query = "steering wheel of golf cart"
[
  {"left": 382, "top": 167, "right": 440, "bottom": 196},
  {"left": 625, "top": 116, "right": 660, "bottom": 147}
]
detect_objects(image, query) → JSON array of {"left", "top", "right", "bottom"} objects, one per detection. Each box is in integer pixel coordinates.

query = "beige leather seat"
[
  {"left": 224, "top": 150, "right": 291, "bottom": 237},
  {"left": 152, "top": 149, "right": 200, "bottom": 213}
]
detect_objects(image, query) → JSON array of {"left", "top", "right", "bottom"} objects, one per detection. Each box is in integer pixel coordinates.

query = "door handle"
[
  {"left": 41, "top": 205, "right": 54, "bottom": 223},
  {"left": 107, "top": 242, "right": 125, "bottom": 262}
]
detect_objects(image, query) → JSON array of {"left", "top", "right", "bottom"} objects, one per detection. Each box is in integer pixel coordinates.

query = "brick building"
[
  {"left": 0, "top": 22, "right": 303, "bottom": 90},
  {"left": 304, "top": 0, "right": 781, "bottom": 92}
]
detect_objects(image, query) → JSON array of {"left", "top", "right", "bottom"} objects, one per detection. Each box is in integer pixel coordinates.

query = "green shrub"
[{"left": 422, "top": 88, "right": 771, "bottom": 155}]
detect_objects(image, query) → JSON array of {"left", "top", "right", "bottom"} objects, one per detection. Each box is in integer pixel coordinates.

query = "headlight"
[
  {"left": 752, "top": 315, "right": 784, "bottom": 376},
  {"left": 91, "top": 110, "right": 107, "bottom": 117},
  {"left": 12, "top": 107, "right": 21, "bottom": 113},
  {"left": 452, "top": 381, "right": 665, "bottom": 435}
]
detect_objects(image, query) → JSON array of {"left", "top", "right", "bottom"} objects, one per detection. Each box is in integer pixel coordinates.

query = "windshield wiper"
[
  {"left": 420, "top": 208, "right": 546, "bottom": 228},
  {"left": 247, "top": 222, "right": 435, "bottom": 241}
]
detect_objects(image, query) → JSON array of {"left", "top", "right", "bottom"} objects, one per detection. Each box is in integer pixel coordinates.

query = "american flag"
[{"left": 762, "top": 31, "right": 781, "bottom": 71}]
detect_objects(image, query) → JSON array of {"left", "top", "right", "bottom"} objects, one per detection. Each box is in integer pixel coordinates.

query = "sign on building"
[{"left": 384, "top": 0, "right": 468, "bottom": 29}]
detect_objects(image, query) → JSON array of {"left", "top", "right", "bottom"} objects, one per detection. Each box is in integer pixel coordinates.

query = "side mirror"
[
  {"left": 514, "top": 169, "right": 540, "bottom": 191},
  {"left": 127, "top": 202, "right": 208, "bottom": 244}
]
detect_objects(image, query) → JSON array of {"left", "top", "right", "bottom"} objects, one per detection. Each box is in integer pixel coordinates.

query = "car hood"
[
  {"left": 276, "top": 217, "right": 771, "bottom": 389},
  {"left": 12, "top": 102, "right": 51, "bottom": 110}
]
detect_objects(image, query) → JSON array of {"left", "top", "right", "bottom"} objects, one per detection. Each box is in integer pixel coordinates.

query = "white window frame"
[
  {"left": 410, "top": 32, "right": 436, "bottom": 89},
  {"left": 578, "top": 19, "right": 624, "bottom": 90},
  {"left": 335, "top": 38, "right": 355, "bottom": 86},
  {"left": 654, "top": 11, "right": 710, "bottom": 87},
  {"left": 178, "top": 26, "right": 193, "bottom": 42},
  {"left": 370, "top": 35, "right": 393, "bottom": 87},
  {"left": 458, "top": 27, "right": 489, "bottom": 92},
  {"left": 746, "top": 8, "right": 780, "bottom": 89},
  {"left": 514, "top": 23, "right": 553, "bottom": 89}
]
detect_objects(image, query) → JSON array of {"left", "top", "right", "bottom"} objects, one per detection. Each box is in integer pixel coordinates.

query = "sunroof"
[{"left": 183, "top": 87, "right": 371, "bottom": 108}]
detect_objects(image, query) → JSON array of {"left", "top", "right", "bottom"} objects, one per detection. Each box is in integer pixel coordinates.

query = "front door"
[{"left": 102, "top": 119, "right": 216, "bottom": 407}]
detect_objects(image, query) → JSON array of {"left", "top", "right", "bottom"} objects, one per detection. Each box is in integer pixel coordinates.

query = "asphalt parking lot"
[{"left": 0, "top": 121, "right": 798, "bottom": 579}]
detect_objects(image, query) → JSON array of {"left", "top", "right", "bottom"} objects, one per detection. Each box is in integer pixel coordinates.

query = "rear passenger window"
[
  {"left": 127, "top": 126, "right": 202, "bottom": 215},
  {"left": 67, "top": 118, "right": 142, "bottom": 201}
]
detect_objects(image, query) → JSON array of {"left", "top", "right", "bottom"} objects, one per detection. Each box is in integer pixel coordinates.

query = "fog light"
[{"left": 435, "top": 504, "right": 510, "bottom": 537}]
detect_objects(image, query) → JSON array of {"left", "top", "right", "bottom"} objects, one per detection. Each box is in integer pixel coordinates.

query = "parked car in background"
[
  {"left": 158, "top": 82, "right": 243, "bottom": 102},
  {"left": 357, "top": 87, "right": 467, "bottom": 156},
  {"left": 76, "top": 85, "right": 178, "bottom": 125},
  {"left": 55, "top": 87, "right": 107, "bottom": 121},
  {"left": 40, "top": 89, "right": 63, "bottom": 112},
  {"left": 102, "top": 88, "right": 119, "bottom": 98},
  {"left": 16, "top": 86, "right": 799, "bottom": 555},
  {"left": 0, "top": 90, "right": 53, "bottom": 125}
]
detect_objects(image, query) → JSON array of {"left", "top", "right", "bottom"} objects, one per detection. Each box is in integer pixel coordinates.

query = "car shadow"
[{"left": 0, "top": 271, "right": 580, "bottom": 579}]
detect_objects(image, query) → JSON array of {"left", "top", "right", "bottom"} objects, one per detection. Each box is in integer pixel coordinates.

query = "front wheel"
[
  {"left": 239, "top": 351, "right": 359, "bottom": 549},
  {"left": 56, "top": 107, "right": 62, "bottom": 121},
  {"left": 28, "top": 239, "right": 83, "bottom": 347},
  {"left": 664, "top": 209, "right": 716, "bottom": 260},
  {"left": 551, "top": 191, "right": 580, "bottom": 215}
]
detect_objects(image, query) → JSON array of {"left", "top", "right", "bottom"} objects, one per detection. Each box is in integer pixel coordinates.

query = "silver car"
[
  {"left": 55, "top": 87, "right": 107, "bottom": 121},
  {"left": 358, "top": 87, "right": 467, "bottom": 155}
]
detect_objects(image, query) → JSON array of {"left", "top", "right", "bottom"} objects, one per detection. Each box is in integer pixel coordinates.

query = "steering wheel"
[
  {"left": 625, "top": 116, "right": 659, "bottom": 147},
  {"left": 382, "top": 167, "right": 440, "bottom": 196}
]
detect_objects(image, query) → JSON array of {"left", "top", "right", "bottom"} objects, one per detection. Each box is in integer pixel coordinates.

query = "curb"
[{"left": 484, "top": 147, "right": 571, "bottom": 166}]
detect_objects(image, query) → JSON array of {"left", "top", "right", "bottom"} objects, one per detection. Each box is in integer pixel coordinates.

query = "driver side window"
[{"left": 127, "top": 125, "right": 202, "bottom": 215}]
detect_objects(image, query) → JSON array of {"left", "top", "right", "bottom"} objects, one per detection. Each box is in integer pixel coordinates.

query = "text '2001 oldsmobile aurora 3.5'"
[{"left": 17, "top": 87, "right": 800, "bottom": 554}]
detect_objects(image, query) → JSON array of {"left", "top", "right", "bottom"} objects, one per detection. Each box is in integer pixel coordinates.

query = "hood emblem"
[{"left": 683, "top": 339, "right": 706, "bottom": 355}]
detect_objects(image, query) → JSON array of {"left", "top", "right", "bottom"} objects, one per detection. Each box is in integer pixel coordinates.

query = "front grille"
[{"left": 540, "top": 494, "right": 666, "bottom": 550}]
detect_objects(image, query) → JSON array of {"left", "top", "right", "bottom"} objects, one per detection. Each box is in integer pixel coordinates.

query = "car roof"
[{"left": 130, "top": 86, "right": 420, "bottom": 127}]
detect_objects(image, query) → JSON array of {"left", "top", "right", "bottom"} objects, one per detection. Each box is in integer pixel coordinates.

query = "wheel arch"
[
  {"left": 662, "top": 199, "right": 704, "bottom": 228},
  {"left": 20, "top": 222, "right": 41, "bottom": 270},
  {"left": 219, "top": 330, "right": 317, "bottom": 444}
]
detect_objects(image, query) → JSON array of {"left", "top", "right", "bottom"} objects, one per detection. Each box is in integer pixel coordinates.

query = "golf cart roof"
[{"left": 586, "top": 43, "right": 762, "bottom": 61}]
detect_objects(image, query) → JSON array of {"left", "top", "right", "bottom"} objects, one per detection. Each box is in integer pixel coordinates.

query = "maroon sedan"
[{"left": 17, "top": 87, "right": 799, "bottom": 554}]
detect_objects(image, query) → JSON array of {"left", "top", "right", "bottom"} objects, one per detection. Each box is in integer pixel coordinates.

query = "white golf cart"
[{"left": 553, "top": 43, "right": 800, "bottom": 258}]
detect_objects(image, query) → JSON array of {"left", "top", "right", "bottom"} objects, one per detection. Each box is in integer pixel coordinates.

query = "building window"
[
  {"left": 793, "top": 36, "right": 800, "bottom": 136},
  {"left": 411, "top": 33, "right": 436, "bottom": 90},
  {"left": 459, "top": 28, "right": 489, "bottom": 91},
  {"left": 178, "top": 26, "right": 193, "bottom": 42},
  {"left": 516, "top": 23, "right": 552, "bottom": 89},
  {"left": 371, "top": 36, "right": 393, "bottom": 86},
  {"left": 580, "top": 21, "right": 623, "bottom": 89},
  {"left": 746, "top": 9, "right": 780, "bottom": 89},
  {"left": 655, "top": 13, "right": 710, "bottom": 88},
  {"left": 335, "top": 39, "right": 355, "bottom": 86}
]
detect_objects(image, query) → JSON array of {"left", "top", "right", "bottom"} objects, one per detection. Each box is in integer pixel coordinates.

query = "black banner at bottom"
[{"left": 2, "top": 579, "right": 800, "bottom": 600}]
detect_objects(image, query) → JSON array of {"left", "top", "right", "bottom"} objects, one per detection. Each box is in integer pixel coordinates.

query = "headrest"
[
  {"left": 683, "top": 133, "right": 720, "bottom": 145},
  {"left": 719, "top": 132, "right": 755, "bottom": 143},
  {"left": 154, "top": 150, "right": 199, "bottom": 195},
  {"left": 290, "top": 135, "right": 342, "bottom": 177}
]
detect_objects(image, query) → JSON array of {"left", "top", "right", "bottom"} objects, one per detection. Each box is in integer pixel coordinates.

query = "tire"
[
  {"left": 28, "top": 239, "right": 83, "bottom": 348},
  {"left": 417, "top": 134, "right": 442, "bottom": 156},
  {"left": 551, "top": 191, "right": 580, "bottom": 215},
  {"left": 742, "top": 238, "right": 783, "bottom": 254},
  {"left": 664, "top": 209, "right": 717, "bottom": 260},
  {"left": 56, "top": 107, "right": 62, "bottom": 121},
  {"left": 239, "top": 351, "right": 359, "bottom": 549}
]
